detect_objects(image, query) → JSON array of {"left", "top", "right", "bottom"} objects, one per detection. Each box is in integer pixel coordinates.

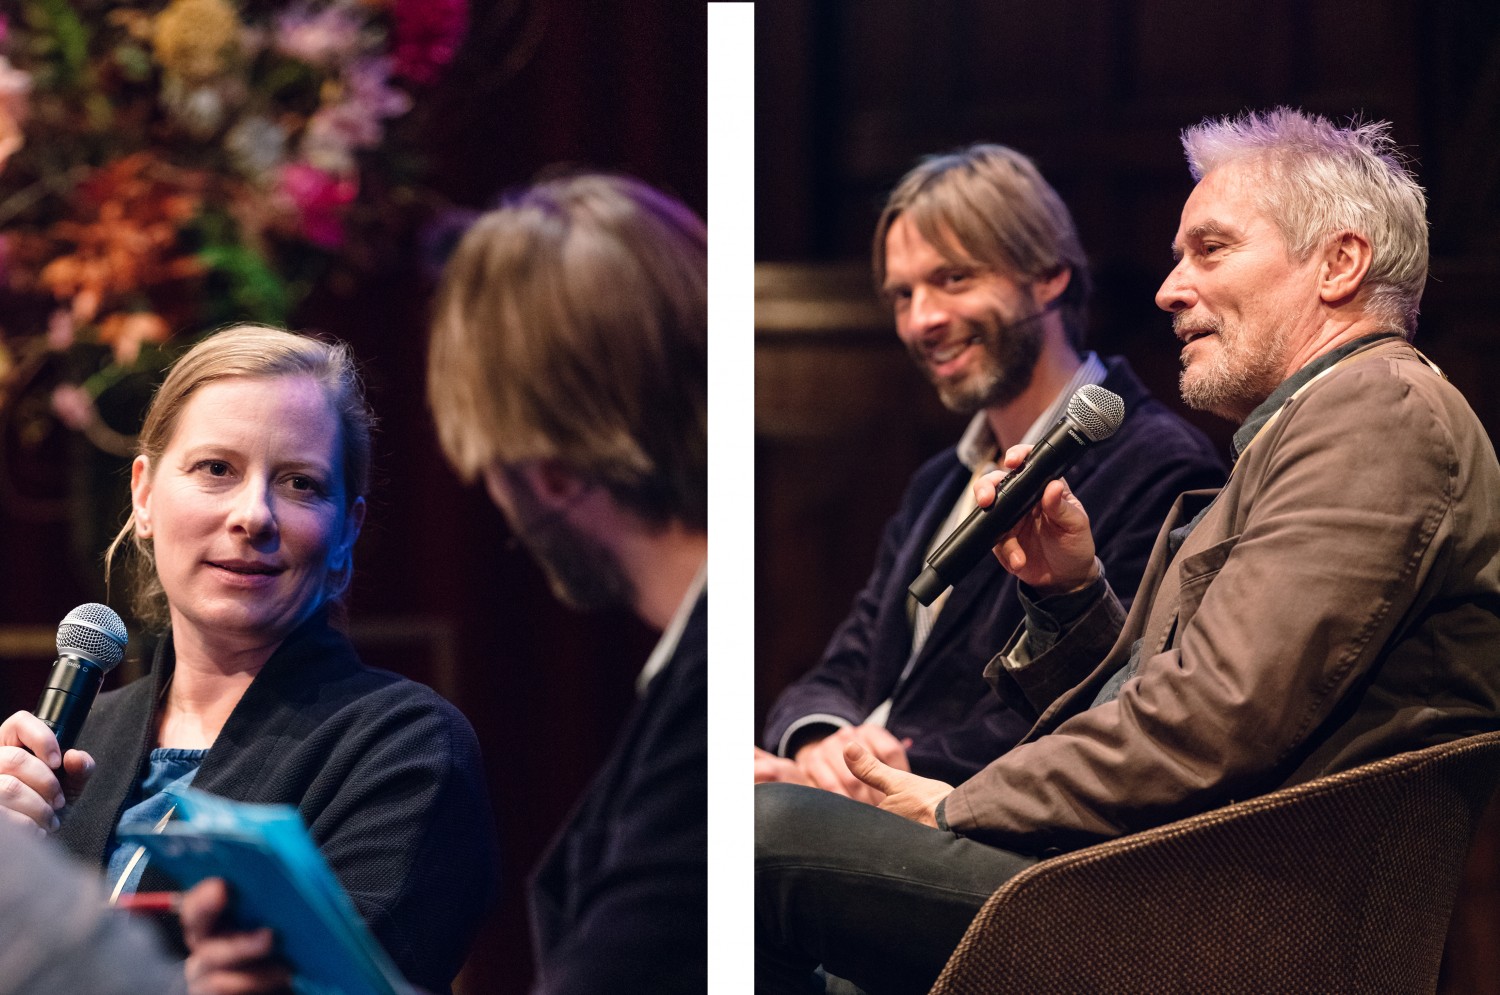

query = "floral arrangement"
[{"left": 0, "top": 0, "right": 466, "bottom": 463}]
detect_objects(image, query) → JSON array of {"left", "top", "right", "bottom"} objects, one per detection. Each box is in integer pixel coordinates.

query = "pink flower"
[
  {"left": 277, "top": 162, "right": 357, "bottom": 249},
  {"left": 51, "top": 384, "right": 95, "bottom": 431},
  {"left": 273, "top": 4, "right": 363, "bottom": 68},
  {"left": 45, "top": 308, "right": 75, "bottom": 351},
  {"left": 391, "top": 0, "right": 467, "bottom": 86}
]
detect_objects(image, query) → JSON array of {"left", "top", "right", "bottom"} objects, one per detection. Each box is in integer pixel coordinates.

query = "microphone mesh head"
[
  {"left": 56, "top": 603, "right": 128, "bottom": 672},
  {"left": 1067, "top": 384, "right": 1126, "bottom": 442}
]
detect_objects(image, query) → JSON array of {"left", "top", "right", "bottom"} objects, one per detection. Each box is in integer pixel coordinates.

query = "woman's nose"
[{"left": 227, "top": 483, "right": 278, "bottom": 540}]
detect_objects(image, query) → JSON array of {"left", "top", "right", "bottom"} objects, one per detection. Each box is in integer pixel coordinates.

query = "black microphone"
[
  {"left": 35, "top": 604, "right": 127, "bottom": 754},
  {"left": 909, "top": 384, "right": 1126, "bottom": 606}
]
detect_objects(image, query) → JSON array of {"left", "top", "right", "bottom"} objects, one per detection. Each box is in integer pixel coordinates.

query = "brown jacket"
[{"left": 944, "top": 338, "right": 1500, "bottom": 852}]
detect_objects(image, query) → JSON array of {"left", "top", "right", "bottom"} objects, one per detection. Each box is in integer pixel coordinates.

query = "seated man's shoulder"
[
  {"left": 1298, "top": 347, "right": 1482, "bottom": 443},
  {"left": 1260, "top": 348, "right": 1498, "bottom": 511},
  {"left": 646, "top": 653, "right": 707, "bottom": 746}
]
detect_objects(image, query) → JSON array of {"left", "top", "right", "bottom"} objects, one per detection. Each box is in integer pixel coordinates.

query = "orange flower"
[
  {"left": 0, "top": 55, "right": 29, "bottom": 175},
  {"left": 38, "top": 154, "right": 206, "bottom": 322},
  {"left": 0, "top": 103, "right": 21, "bottom": 175}
]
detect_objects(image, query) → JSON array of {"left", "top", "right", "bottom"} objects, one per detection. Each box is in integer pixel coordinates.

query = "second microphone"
[{"left": 909, "top": 384, "right": 1126, "bottom": 607}]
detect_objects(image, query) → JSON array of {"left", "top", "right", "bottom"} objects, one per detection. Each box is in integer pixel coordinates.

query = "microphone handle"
[
  {"left": 35, "top": 654, "right": 106, "bottom": 754},
  {"left": 909, "top": 418, "right": 1091, "bottom": 606}
]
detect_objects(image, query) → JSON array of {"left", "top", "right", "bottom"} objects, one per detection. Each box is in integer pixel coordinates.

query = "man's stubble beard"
[
  {"left": 919, "top": 306, "right": 1046, "bottom": 415},
  {"left": 1176, "top": 313, "right": 1292, "bottom": 422},
  {"left": 508, "top": 484, "right": 636, "bottom": 613}
]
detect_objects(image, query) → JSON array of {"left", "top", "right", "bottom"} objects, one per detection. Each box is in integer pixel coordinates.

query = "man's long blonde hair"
[{"left": 427, "top": 173, "right": 707, "bottom": 530}]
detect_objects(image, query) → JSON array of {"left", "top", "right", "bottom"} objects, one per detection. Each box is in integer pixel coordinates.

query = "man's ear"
[
  {"left": 1031, "top": 266, "right": 1072, "bottom": 310},
  {"left": 1319, "top": 231, "right": 1372, "bottom": 306},
  {"left": 514, "top": 459, "right": 588, "bottom": 511}
]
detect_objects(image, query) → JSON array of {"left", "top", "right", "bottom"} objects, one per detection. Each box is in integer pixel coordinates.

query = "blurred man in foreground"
[{"left": 428, "top": 173, "right": 707, "bottom": 994}]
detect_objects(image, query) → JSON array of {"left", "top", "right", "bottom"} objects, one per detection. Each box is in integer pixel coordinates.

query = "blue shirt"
[{"left": 104, "top": 747, "right": 207, "bottom": 899}]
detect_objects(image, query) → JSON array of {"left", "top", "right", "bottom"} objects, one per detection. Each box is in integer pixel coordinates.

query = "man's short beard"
[
  {"left": 922, "top": 306, "right": 1046, "bottom": 415},
  {"left": 508, "top": 479, "right": 635, "bottom": 613},
  {"left": 1176, "top": 314, "right": 1291, "bottom": 422}
]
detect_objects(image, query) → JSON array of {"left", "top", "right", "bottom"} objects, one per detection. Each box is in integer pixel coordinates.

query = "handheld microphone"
[
  {"left": 909, "top": 384, "right": 1126, "bottom": 606},
  {"left": 35, "top": 604, "right": 127, "bottom": 754}
]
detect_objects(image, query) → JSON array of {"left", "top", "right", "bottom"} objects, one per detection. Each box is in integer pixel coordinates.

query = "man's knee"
[{"left": 756, "top": 782, "right": 823, "bottom": 864}]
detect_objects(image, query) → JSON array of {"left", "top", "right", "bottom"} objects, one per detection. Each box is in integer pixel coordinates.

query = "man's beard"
[
  {"left": 1176, "top": 313, "right": 1291, "bottom": 421},
  {"left": 508, "top": 483, "right": 635, "bottom": 613},
  {"left": 912, "top": 306, "right": 1046, "bottom": 415}
]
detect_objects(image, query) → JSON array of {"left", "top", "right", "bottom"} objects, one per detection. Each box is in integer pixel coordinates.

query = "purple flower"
[
  {"left": 300, "top": 57, "right": 410, "bottom": 172},
  {"left": 346, "top": 57, "right": 414, "bottom": 121},
  {"left": 51, "top": 384, "right": 95, "bottom": 431}
]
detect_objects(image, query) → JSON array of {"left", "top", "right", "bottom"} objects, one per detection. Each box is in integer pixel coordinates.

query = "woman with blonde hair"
[{"left": 0, "top": 325, "right": 496, "bottom": 994}]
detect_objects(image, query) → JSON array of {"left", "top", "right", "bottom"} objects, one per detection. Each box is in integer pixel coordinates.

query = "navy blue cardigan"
[
  {"left": 763, "top": 357, "right": 1226, "bottom": 785},
  {"left": 530, "top": 592, "right": 707, "bottom": 994},
  {"left": 57, "top": 610, "right": 498, "bottom": 995}
]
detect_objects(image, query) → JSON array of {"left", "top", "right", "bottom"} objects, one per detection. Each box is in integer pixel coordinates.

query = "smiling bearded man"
[{"left": 756, "top": 144, "right": 1223, "bottom": 805}]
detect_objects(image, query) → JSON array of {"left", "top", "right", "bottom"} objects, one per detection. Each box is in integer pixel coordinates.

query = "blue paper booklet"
[{"left": 117, "top": 787, "right": 413, "bottom": 995}]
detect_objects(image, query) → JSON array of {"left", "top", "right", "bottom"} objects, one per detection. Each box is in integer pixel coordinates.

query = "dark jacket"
[
  {"left": 530, "top": 592, "right": 707, "bottom": 994},
  {"left": 58, "top": 610, "right": 499, "bottom": 995},
  {"left": 763, "top": 357, "right": 1226, "bottom": 784}
]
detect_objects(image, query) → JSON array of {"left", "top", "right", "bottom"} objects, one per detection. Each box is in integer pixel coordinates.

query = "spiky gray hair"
[{"left": 1181, "top": 107, "right": 1429, "bottom": 334}]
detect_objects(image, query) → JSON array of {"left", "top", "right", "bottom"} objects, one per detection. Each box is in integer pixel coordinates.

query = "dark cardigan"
[
  {"left": 57, "top": 610, "right": 498, "bottom": 995},
  {"left": 529, "top": 592, "right": 707, "bottom": 993},
  {"left": 763, "top": 356, "right": 1227, "bottom": 784}
]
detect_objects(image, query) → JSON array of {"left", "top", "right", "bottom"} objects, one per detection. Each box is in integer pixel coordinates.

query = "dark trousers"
[{"left": 755, "top": 783, "right": 1036, "bottom": 994}]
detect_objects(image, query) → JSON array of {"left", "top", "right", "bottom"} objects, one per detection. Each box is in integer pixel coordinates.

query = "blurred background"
[
  {"left": 0, "top": 1, "right": 704, "bottom": 991},
  {"left": 754, "top": 2, "right": 1500, "bottom": 991}
]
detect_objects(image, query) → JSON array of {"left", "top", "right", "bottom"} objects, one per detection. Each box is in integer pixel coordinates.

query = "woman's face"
[{"left": 131, "top": 375, "right": 365, "bottom": 648}]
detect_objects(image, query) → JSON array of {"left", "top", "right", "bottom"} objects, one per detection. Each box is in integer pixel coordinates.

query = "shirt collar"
[
  {"left": 956, "top": 351, "right": 1108, "bottom": 471},
  {"left": 636, "top": 559, "right": 707, "bottom": 695},
  {"left": 1230, "top": 332, "right": 1405, "bottom": 462}
]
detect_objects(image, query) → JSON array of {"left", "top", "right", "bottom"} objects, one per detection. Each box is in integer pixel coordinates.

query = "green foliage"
[
  {"left": 198, "top": 241, "right": 294, "bottom": 327},
  {"left": 25, "top": 0, "right": 91, "bottom": 88}
]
